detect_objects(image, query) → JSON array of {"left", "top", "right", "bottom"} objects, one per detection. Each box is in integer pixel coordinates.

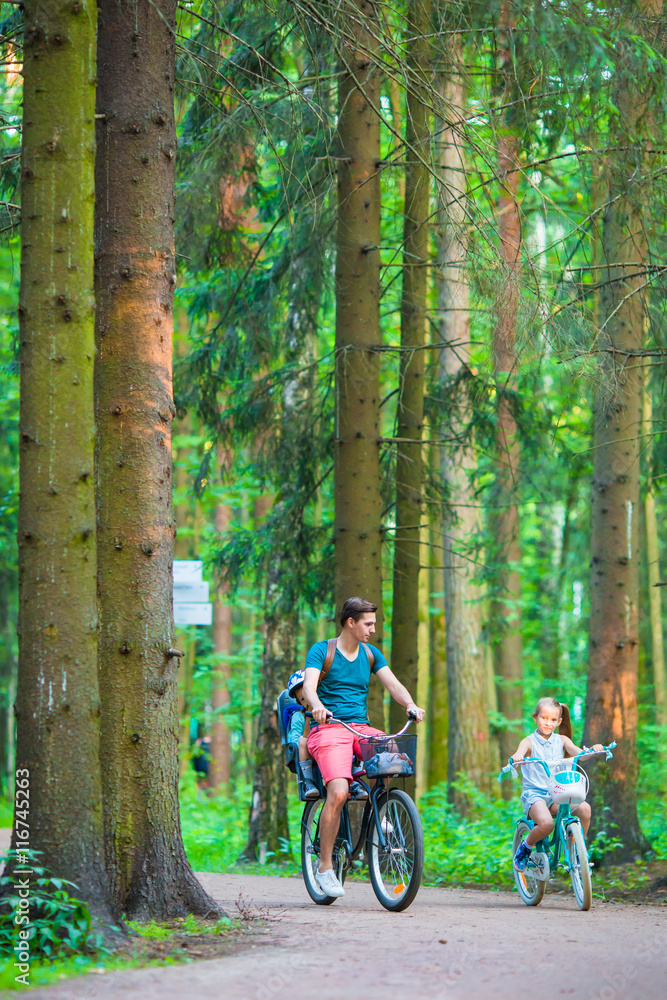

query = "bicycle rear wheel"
[
  {"left": 566, "top": 821, "right": 592, "bottom": 911},
  {"left": 300, "top": 799, "right": 346, "bottom": 905},
  {"left": 367, "top": 788, "right": 423, "bottom": 912},
  {"left": 512, "top": 821, "right": 546, "bottom": 906}
]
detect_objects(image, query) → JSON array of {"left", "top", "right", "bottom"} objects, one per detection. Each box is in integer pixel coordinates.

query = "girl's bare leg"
[
  {"left": 526, "top": 800, "right": 555, "bottom": 846},
  {"left": 572, "top": 801, "right": 591, "bottom": 835}
]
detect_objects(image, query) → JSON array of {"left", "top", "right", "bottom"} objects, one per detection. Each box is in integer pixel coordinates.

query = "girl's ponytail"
[{"left": 558, "top": 703, "right": 573, "bottom": 741}]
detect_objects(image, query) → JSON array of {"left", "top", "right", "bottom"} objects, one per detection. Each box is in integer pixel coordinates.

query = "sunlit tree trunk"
[
  {"left": 436, "top": 47, "right": 494, "bottom": 810},
  {"left": 583, "top": 1, "right": 659, "bottom": 858},
  {"left": 489, "top": 3, "right": 523, "bottom": 777},
  {"left": 95, "top": 0, "right": 221, "bottom": 917},
  {"left": 390, "top": 0, "right": 431, "bottom": 732},
  {"left": 334, "top": 0, "right": 384, "bottom": 726},
  {"left": 10, "top": 0, "right": 115, "bottom": 921}
]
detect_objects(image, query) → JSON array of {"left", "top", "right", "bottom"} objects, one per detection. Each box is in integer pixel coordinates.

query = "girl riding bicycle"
[{"left": 511, "top": 697, "right": 603, "bottom": 871}]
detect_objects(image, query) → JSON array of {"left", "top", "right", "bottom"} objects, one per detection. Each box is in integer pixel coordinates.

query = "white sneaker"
[{"left": 315, "top": 868, "right": 345, "bottom": 897}]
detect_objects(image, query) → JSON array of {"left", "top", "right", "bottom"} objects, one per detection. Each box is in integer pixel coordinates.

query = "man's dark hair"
[{"left": 339, "top": 597, "right": 377, "bottom": 627}]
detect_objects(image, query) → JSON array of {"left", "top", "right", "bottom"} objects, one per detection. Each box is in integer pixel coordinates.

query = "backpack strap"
[
  {"left": 320, "top": 638, "right": 338, "bottom": 680},
  {"left": 362, "top": 643, "right": 375, "bottom": 670},
  {"left": 319, "top": 638, "right": 375, "bottom": 681}
]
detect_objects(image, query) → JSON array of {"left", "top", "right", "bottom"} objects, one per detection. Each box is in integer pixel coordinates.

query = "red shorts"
[{"left": 307, "top": 722, "right": 386, "bottom": 786}]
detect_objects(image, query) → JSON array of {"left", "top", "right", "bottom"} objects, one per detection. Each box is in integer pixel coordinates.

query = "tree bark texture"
[
  {"left": 95, "top": 0, "right": 221, "bottom": 917},
  {"left": 436, "top": 54, "right": 493, "bottom": 809},
  {"left": 334, "top": 0, "right": 384, "bottom": 726},
  {"left": 390, "top": 0, "right": 431, "bottom": 734},
  {"left": 583, "top": 9, "right": 658, "bottom": 857},
  {"left": 239, "top": 550, "right": 292, "bottom": 861},
  {"left": 642, "top": 375, "right": 667, "bottom": 732},
  {"left": 12, "top": 0, "right": 115, "bottom": 921},
  {"left": 489, "top": 4, "right": 523, "bottom": 776},
  {"left": 427, "top": 561, "right": 448, "bottom": 788},
  {"left": 210, "top": 498, "right": 232, "bottom": 790}
]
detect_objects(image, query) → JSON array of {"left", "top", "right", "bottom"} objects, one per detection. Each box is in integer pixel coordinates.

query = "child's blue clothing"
[
  {"left": 520, "top": 730, "right": 564, "bottom": 816},
  {"left": 284, "top": 705, "right": 305, "bottom": 744}
]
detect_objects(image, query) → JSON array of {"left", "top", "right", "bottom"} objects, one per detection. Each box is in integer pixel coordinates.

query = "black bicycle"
[{"left": 300, "top": 714, "right": 424, "bottom": 912}]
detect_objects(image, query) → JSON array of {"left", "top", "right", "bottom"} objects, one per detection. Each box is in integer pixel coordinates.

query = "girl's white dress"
[{"left": 520, "top": 730, "right": 564, "bottom": 816}]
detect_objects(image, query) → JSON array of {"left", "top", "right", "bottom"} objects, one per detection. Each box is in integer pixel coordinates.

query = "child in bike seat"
[
  {"left": 510, "top": 696, "right": 603, "bottom": 872},
  {"left": 285, "top": 671, "right": 367, "bottom": 801}
]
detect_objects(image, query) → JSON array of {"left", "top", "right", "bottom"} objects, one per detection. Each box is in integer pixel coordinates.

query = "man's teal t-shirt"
[{"left": 305, "top": 640, "right": 387, "bottom": 724}]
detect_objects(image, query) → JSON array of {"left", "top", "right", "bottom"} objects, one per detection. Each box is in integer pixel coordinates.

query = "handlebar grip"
[{"left": 408, "top": 709, "right": 418, "bottom": 720}]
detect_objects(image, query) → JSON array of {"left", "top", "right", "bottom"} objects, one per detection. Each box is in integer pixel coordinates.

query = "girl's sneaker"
[{"left": 514, "top": 841, "right": 532, "bottom": 871}]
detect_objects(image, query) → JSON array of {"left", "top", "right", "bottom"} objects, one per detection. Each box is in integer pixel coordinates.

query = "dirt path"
[{"left": 23, "top": 871, "right": 667, "bottom": 1000}]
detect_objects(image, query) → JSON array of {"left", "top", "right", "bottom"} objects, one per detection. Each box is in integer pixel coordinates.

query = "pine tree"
[
  {"left": 436, "top": 38, "right": 494, "bottom": 807},
  {"left": 333, "top": 0, "right": 384, "bottom": 713},
  {"left": 95, "top": 0, "right": 221, "bottom": 917},
  {"left": 11, "top": 0, "right": 115, "bottom": 921},
  {"left": 489, "top": 1, "right": 523, "bottom": 773},
  {"left": 390, "top": 0, "right": 432, "bottom": 732},
  {"left": 583, "top": 0, "right": 660, "bottom": 857}
]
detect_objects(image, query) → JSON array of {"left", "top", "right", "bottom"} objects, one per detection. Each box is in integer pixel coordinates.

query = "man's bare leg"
[{"left": 318, "top": 778, "right": 349, "bottom": 871}]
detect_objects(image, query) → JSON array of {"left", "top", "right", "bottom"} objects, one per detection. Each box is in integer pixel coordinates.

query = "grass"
[{"left": 0, "top": 912, "right": 245, "bottom": 991}]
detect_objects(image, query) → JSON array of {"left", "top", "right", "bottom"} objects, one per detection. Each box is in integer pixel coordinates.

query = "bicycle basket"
[
  {"left": 546, "top": 764, "right": 588, "bottom": 805},
  {"left": 356, "top": 734, "right": 417, "bottom": 778}
]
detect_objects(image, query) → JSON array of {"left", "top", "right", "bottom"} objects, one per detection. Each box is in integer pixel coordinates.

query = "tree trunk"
[
  {"left": 210, "top": 497, "right": 232, "bottom": 791},
  {"left": 427, "top": 552, "right": 448, "bottom": 788},
  {"left": 489, "top": 3, "right": 523, "bottom": 777},
  {"left": 390, "top": 0, "right": 431, "bottom": 733},
  {"left": 238, "top": 544, "right": 292, "bottom": 862},
  {"left": 10, "top": 0, "right": 115, "bottom": 921},
  {"left": 642, "top": 375, "right": 667, "bottom": 732},
  {"left": 436, "top": 49, "right": 494, "bottom": 810},
  {"left": 583, "top": 7, "right": 658, "bottom": 857},
  {"left": 95, "top": 0, "right": 221, "bottom": 918},
  {"left": 333, "top": 0, "right": 384, "bottom": 727}
]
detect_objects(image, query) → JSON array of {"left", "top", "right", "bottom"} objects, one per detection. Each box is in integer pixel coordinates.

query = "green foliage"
[
  {"left": 0, "top": 852, "right": 114, "bottom": 962},
  {"left": 179, "top": 772, "right": 302, "bottom": 872},
  {"left": 421, "top": 779, "right": 519, "bottom": 886}
]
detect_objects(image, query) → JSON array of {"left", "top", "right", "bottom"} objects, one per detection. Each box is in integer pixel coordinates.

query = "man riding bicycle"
[{"left": 302, "top": 596, "right": 425, "bottom": 899}]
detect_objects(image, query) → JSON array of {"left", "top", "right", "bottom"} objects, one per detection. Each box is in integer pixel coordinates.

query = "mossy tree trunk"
[
  {"left": 583, "top": 1, "right": 659, "bottom": 858},
  {"left": 239, "top": 551, "right": 292, "bottom": 862},
  {"left": 390, "top": 0, "right": 431, "bottom": 734},
  {"left": 489, "top": 3, "right": 523, "bottom": 778},
  {"left": 11, "top": 0, "right": 115, "bottom": 921},
  {"left": 210, "top": 496, "right": 232, "bottom": 791},
  {"left": 95, "top": 0, "right": 221, "bottom": 918},
  {"left": 333, "top": 0, "right": 384, "bottom": 725},
  {"left": 436, "top": 48, "right": 494, "bottom": 810},
  {"left": 642, "top": 375, "right": 667, "bottom": 732}
]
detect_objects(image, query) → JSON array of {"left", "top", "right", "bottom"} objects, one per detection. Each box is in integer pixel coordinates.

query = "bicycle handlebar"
[
  {"left": 498, "top": 742, "right": 617, "bottom": 781},
  {"left": 305, "top": 710, "right": 417, "bottom": 740}
]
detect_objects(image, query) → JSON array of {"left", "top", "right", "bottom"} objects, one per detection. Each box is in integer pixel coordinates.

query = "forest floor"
[{"left": 19, "top": 870, "right": 667, "bottom": 1000}]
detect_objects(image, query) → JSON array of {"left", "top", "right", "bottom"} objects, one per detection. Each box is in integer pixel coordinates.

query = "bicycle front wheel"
[
  {"left": 566, "top": 821, "right": 592, "bottom": 911},
  {"left": 367, "top": 788, "right": 423, "bottom": 912},
  {"left": 300, "top": 799, "right": 346, "bottom": 905},
  {"left": 512, "top": 821, "right": 546, "bottom": 906}
]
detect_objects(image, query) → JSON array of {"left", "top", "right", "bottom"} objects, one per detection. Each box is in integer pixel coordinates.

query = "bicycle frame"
[
  {"left": 303, "top": 713, "right": 418, "bottom": 864},
  {"left": 527, "top": 803, "right": 582, "bottom": 878},
  {"left": 501, "top": 743, "right": 617, "bottom": 880}
]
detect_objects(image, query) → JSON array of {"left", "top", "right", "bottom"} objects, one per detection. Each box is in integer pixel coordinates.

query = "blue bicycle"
[{"left": 499, "top": 743, "right": 616, "bottom": 911}]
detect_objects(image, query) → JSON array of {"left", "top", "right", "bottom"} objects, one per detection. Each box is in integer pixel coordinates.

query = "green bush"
[
  {"left": 0, "top": 852, "right": 113, "bottom": 961},
  {"left": 421, "top": 779, "right": 520, "bottom": 886}
]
